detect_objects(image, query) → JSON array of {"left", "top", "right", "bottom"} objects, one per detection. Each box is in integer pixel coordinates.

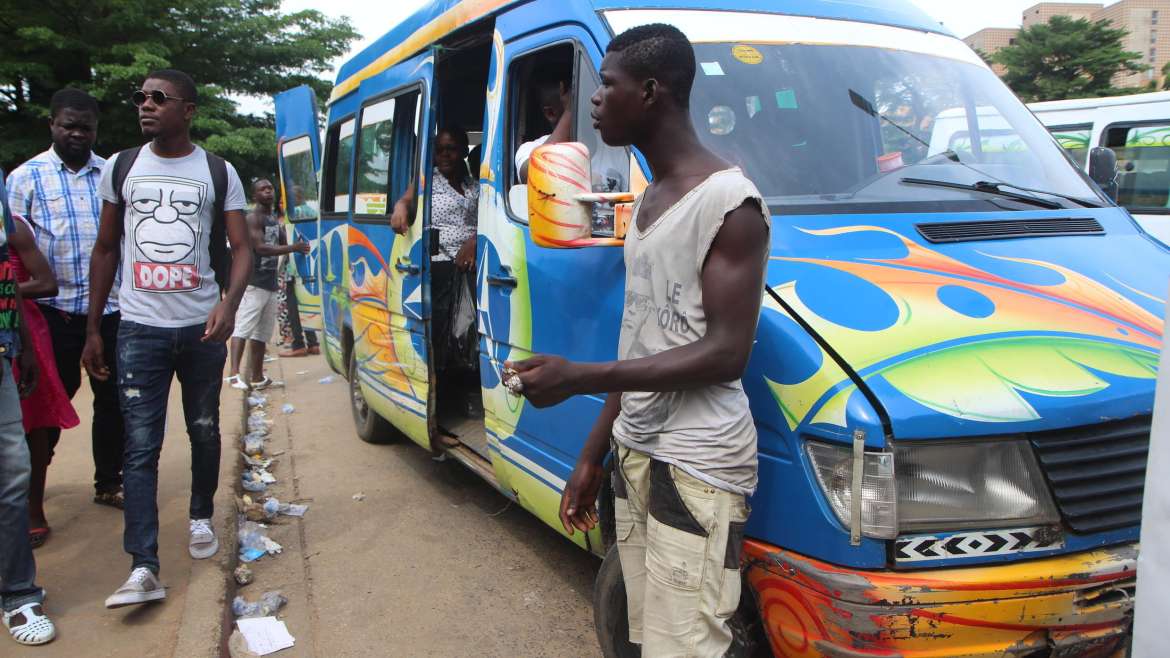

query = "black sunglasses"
[{"left": 132, "top": 89, "right": 190, "bottom": 107}]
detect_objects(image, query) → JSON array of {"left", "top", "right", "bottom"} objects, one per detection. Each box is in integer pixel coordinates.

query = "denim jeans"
[
  {"left": 0, "top": 359, "right": 43, "bottom": 611},
  {"left": 117, "top": 321, "right": 226, "bottom": 575},
  {"left": 40, "top": 307, "right": 125, "bottom": 494}
]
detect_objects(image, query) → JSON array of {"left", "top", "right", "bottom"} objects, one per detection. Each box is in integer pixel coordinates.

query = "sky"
[{"left": 239, "top": 0, "right": 1105, "bottom": 115}]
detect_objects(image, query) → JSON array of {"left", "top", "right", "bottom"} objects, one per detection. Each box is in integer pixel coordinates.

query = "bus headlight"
[
  {"left": 806, "top": 439, "right": 1059, "bottom": 539},
  {"left": 895, "top": 440, "right": 1058, "bottom": 532},
  {"left": 806, "top": 441, "right": 898, "bottom": 539}
]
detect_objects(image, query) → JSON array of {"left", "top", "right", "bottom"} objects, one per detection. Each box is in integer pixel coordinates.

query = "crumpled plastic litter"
[
  {"left": 246, "top": 394, "right": 267, "bottom": 408},
  {"left": 237, "top": 518, "right": 282, "bottom": 561},
  {"left": 237, "top": 519, "right": 268, "bottom": 561},
  {"left": 242, "top": 453, "right": 272, "bottom": 469},
  {"left": 281, "top": 403, "right": 295, "bottom": 414},
  {"left": 318, "top": 376, "right": 334, "bottom": 384},
  {"left": 232, "top": 591, "right": 287, "bottom": 618},
  {"left": 234, "top": 563, "right": 254, "bottom": 585},
  {"left": 241, "top": 472, "right": 267, "bottom": 493},
  {"left": 263, "top": 497, "right": 309, "bottom": 519},
  {"left": 246, "top": 415, "right": 272, "bottom": 434},
  {"left": 242, "top": 432, "right": 266, "bottom": 456},
  {"left": 352, "top": 492, "right": 365, "bottom": 502}
]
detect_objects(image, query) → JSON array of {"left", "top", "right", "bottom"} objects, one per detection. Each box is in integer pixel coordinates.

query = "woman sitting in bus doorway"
[{"left": 391, "top": 126, "right": 480, "bottom": 433}]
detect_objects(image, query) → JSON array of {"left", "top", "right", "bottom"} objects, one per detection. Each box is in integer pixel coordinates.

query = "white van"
[{"left": 1030, "top": 91, "right": 1170, "bottom": 246}]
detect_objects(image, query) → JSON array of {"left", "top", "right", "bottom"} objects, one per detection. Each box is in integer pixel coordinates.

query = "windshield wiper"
[
  {"left": 901, "top": 177, "right": 1063, "bottom": 209},
  {"left": 972, "top": 178, "right": 1104, "bottom": 208}
]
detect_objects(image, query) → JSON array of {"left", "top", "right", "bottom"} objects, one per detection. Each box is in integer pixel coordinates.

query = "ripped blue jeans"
[{"left": 117, "top": 320, "right": 226, "bottom": 574}]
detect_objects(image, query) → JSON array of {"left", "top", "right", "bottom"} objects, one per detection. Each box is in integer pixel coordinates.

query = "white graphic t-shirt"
[{"left": 99, "top": 144, "right": 246, "bottom": 328}]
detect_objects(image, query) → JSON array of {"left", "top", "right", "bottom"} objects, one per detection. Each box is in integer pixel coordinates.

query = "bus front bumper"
[{"left": 743, "top": 540, "right": 1136, "bottom": 658}]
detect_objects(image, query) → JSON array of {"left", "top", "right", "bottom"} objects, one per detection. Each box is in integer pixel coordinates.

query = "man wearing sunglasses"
[{"left": 81, "top": 69, "right": 253, "bottom": 609}]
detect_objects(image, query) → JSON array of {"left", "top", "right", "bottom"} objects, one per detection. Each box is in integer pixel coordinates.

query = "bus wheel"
[
  {"left": 593, "top": 544, "right": 640, "bottom": 658},
  {"left": 593, "top": 544, "right": 768, "bottom": 658},
  {"left": 348, "top": 348, "right": 396, "bottom": 444}
]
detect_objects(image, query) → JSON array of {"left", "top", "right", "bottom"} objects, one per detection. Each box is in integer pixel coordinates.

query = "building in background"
[
  {"left": 1095, "top": 0, "right": 1170, "bottom": 86},
  {"left": 966, "top": 0, "right": 1170, "bottom": 88},
  {"left": 964, "top": 28, "right": 1020, "bottom": 75},
  {"left": 1021, "top": 2, "right": 1103, "bottom": 28}
]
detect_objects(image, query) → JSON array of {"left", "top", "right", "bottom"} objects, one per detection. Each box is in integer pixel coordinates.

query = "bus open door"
[{"left": 274, "top": 85, "right": 324, "bottom": 332}]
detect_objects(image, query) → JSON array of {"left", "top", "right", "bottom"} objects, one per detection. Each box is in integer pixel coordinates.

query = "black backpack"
[{"left": 110, "top": 145, "right": 232, "bottom": 293}]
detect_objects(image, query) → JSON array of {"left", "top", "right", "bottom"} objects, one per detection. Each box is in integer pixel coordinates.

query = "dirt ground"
[
  {"left": 13, "top": 371, "right": 236, "bottom": 658},
  {"left": 228, "top": 353, "right": 601, "bottom": 657}
]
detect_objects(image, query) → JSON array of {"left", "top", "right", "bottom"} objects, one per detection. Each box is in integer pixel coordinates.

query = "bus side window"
[
  {"left": 322, "top": 117, "right": 356, "bottom": 214},
  {"left": 1104, "top": 122, "right": 1170, "bottom": 211},
  {"left": 390, "top": 91, "right": 422, "bottom": 203},
  {"left": 354, "top": 97, "right": 396, "bottom": 216},
  {"left": 351, "top": 90, "right": 423, "bottom": 220},
  {"left": 280, "top": 136, "right": 319, "bottom": 221},
  {"left": 506, "top": 43, "right": 575, "bottom": 221}
]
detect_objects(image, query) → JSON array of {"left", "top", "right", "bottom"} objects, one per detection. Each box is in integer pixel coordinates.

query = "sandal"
[
  {"left": 3, "top": 602, "right": 55, "bottom": 645},
  {"left": 94, "top": 490, "right": 125, "bottom": 509},
  {"left": 250, "top": 376, "right": 273, "bottom": 390},
  {"left": 29, "top": 527, "right": 50, "bottom": 549}
]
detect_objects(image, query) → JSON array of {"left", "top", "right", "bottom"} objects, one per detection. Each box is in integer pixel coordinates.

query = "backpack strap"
[
  {"left": 204, "top": 150, "right": 230, "bottom": 294},
  {"left": 111, "top": 145, "right": 145, "bottom": 241}
]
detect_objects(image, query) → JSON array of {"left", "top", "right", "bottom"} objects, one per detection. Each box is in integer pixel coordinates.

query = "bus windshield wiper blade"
[
  {"left": 901, "top": 177, "right": 1063, "bottom": 209},
  {"left": 978, "top": 179, "right": 1105, "bottom": 208}
]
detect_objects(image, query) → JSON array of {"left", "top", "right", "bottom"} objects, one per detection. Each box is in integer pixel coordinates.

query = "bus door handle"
[
  {"left": 487, "top": 266, "right": 517, "bottom": 289},
  {"left": 395, "top": 259, "right": 420, "bottom": 275}
]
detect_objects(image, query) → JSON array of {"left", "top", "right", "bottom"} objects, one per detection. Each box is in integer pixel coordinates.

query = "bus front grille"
[{"left": 1028, "top": 415, "right": 1150, "bottom": 534}]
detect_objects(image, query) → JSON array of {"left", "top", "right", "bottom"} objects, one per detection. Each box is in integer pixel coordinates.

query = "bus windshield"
[{"left": 687, "top": 42, "right": 1104, "bottom": 213}]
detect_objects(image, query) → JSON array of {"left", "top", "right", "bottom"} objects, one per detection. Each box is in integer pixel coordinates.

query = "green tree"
[
  {"left": 0, "top": 0, "right": 358, "bottom": 185},
  {"left": 993, "top": 15, "right": 1147, "bottom": 102}
]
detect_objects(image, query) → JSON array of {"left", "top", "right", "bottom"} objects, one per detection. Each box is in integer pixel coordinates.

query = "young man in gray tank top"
[
  {"left": 508, "top": 24, "right": 770, "bottom": 657},
  {"left": 227, "top": 179, "right": 309, "bottom": 389}
]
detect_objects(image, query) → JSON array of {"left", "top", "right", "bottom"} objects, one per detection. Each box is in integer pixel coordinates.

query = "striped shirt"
[{"left": 6, "top": 147, "right": 117, "bottom": 315}]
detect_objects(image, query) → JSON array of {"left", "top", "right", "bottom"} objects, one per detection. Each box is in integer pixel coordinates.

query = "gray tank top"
[
  {"left": 610, "top": 168, "right": 770, "bottom": 495},
  {"left": 249, "top": 211, "right": 282, "bottom": 291}
]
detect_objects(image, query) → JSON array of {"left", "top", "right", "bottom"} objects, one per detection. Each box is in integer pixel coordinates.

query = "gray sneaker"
[
  {"left": 105, "top": 567, "right": 166, "bottom": 608},
  {"left": 189, "top": 518, "right": 218, "bottom": 559}
]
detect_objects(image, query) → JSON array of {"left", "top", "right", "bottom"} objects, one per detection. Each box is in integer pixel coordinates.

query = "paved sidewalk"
[
  {"left": 228, "top": 354, "right": 599, "bottom": 657},
  {"left": 9, "top": 371, "right": 238, "bottom": 657}
]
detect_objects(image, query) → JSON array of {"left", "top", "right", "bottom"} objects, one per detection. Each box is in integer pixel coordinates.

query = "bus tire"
[
  {"left": 348, "top": 348, "right": 397, "bottom": 444},
  {"left": 593, "top": 544, "right": 640, "bottom": 658},
  {"left": 593, "top": 544, "right": 769, "bottom": 658}
]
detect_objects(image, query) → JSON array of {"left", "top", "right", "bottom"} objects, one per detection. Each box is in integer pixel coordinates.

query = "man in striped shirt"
[{"left": 6, "top": 88, "right": 126, "bottom": 510}]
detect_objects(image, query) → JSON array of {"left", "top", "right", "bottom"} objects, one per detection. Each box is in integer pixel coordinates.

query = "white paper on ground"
[{"left": 237, "top": 617, "right": 295, "bottom": 655}]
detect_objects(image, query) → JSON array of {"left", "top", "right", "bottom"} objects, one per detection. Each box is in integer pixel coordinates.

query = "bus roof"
[
  {"left": 1028, "top": 90, "right": 1170, "bottom": 113},
  {"left": 330, "top": 0, "right": 948, "bottom": 104}
]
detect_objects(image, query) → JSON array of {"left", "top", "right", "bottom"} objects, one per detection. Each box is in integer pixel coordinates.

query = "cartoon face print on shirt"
[{"left": 128, "top": 176, "right": 207, "bottom": 293}]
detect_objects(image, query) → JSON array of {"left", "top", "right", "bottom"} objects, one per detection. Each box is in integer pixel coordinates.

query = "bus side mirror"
[
  {"left": 527, "top": 142, "right": 632, "bottom": 248},
  {"left": 1088, "top": 146, "right": 1119, "bottom": 202}
]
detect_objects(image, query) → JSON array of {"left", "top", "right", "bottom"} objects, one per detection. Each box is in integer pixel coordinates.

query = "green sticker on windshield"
[{"left": 775, "top": 89, "right": 798, "bottom": 110}]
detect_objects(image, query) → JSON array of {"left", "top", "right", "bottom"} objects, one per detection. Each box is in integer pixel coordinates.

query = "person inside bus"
[
  {"left": 516, "top": 78, "right": 573, "bottom": 184},
  {"left": 515, "top": 77, "right": 628, "bottom": 195},
  {"left": 390, "top": 126, "right": 479, "bottom": 432},
  {"left": 512, "top": 75, "right": 628, "bottom": 232}
]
